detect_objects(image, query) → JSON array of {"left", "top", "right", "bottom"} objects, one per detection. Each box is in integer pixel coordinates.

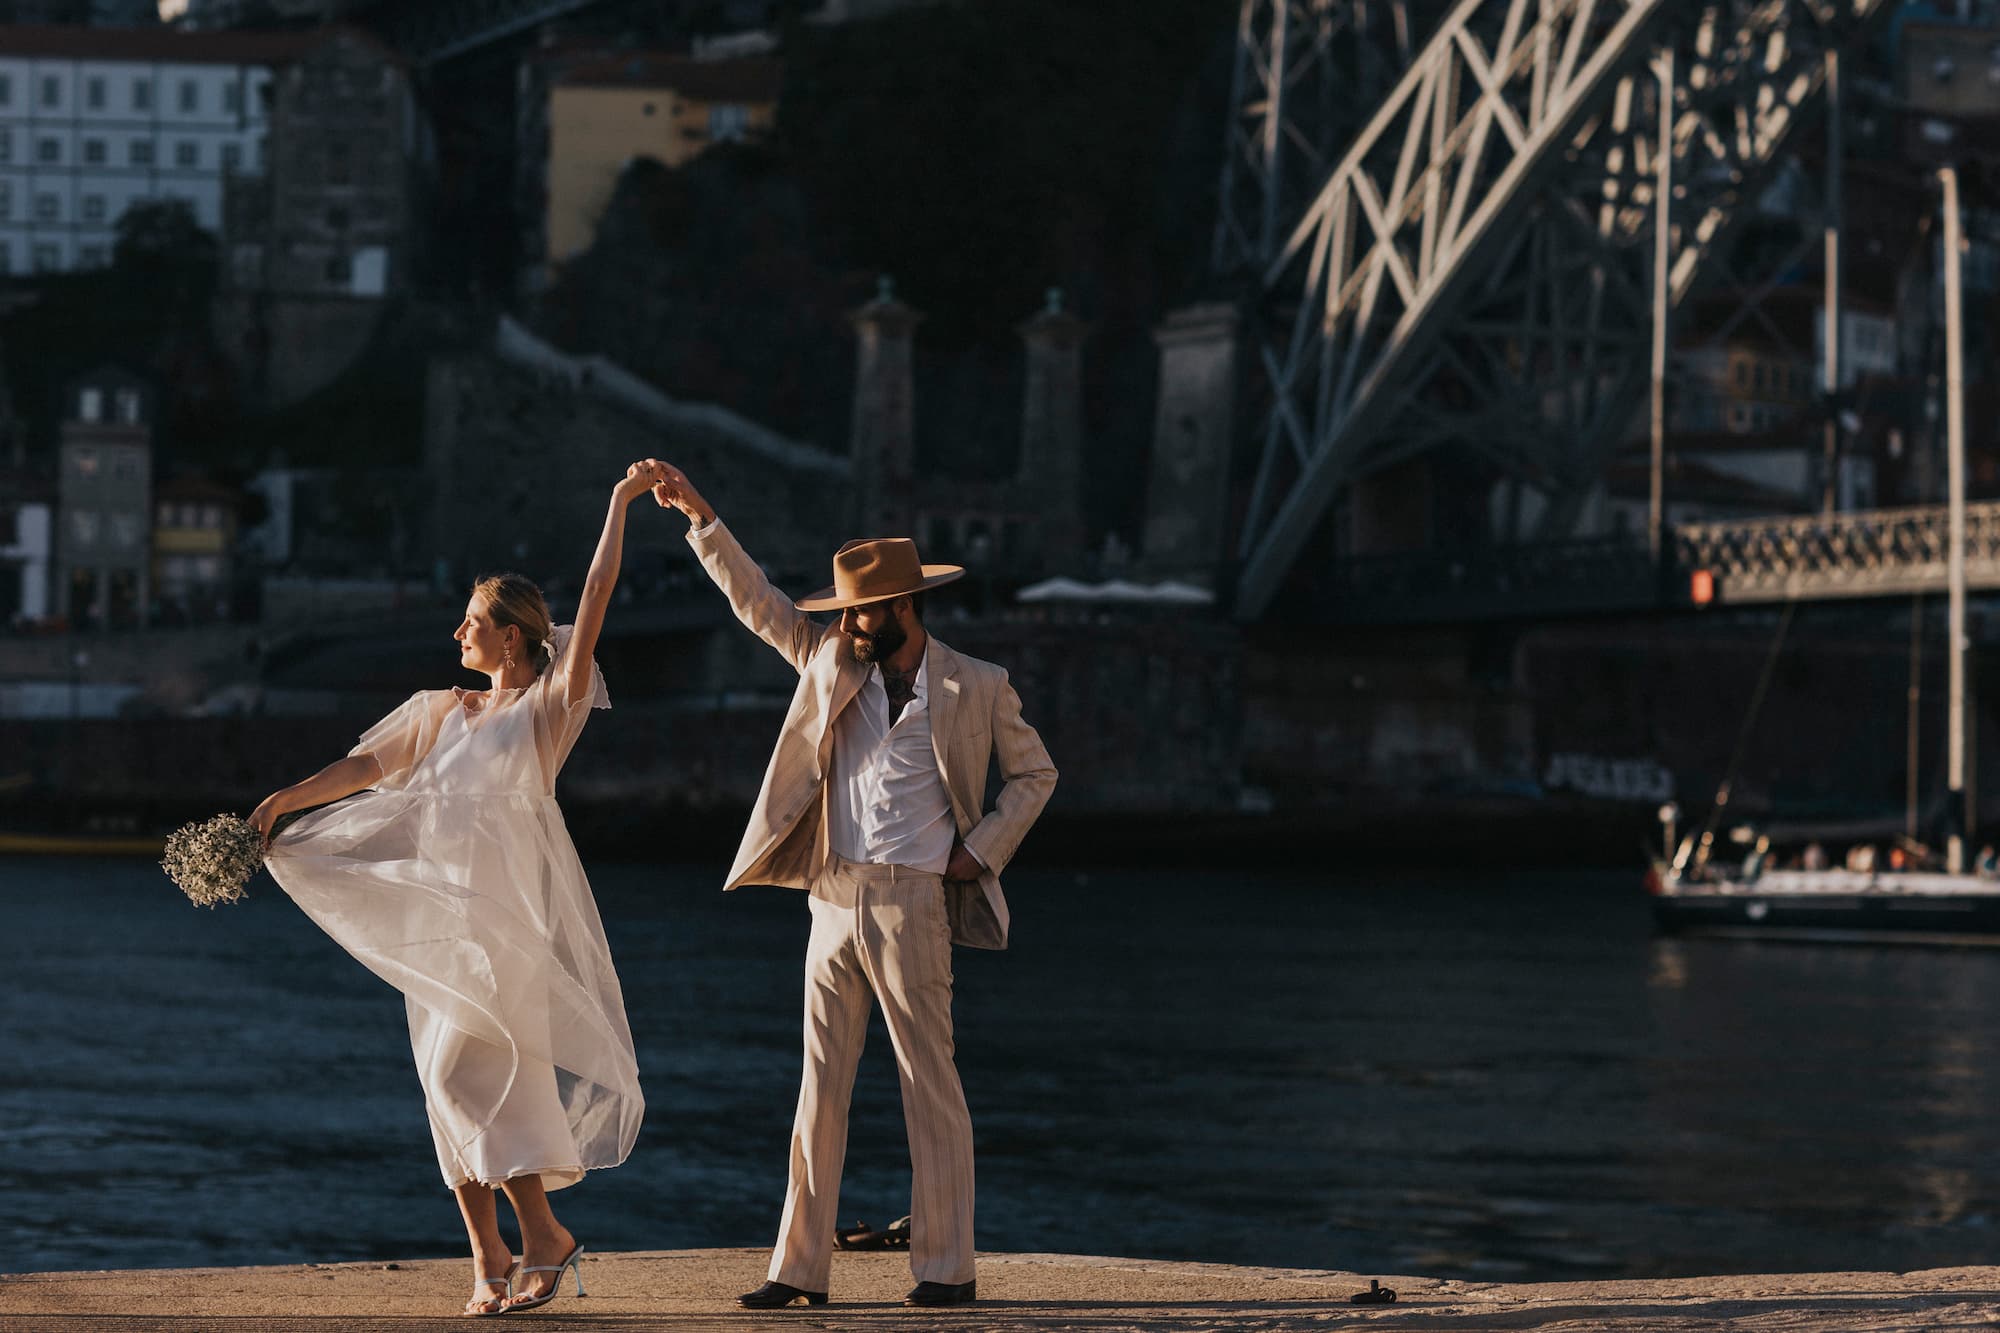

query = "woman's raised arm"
[{"left": 560, "top": 462, "right": 661, "bottom": 708}]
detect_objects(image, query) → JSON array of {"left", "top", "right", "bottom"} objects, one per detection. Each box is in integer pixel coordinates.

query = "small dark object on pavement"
[
  {"left": 1352, "top": 1279, "right": 1396, "bottom": 1305},
  {"left": 834, "top": 1216, "right": 912, "bottom": 1251}
]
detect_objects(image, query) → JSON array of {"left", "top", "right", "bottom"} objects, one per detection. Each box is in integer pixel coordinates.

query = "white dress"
[{"left": 264, "top": 643, "right": 642, "bottom": 1192}]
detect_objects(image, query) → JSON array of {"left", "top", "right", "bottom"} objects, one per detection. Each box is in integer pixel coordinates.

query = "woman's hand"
[{"left": 249, "top": 792, "right": 289, "bottom": 847}]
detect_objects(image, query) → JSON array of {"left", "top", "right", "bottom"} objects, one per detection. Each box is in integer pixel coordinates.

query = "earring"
[{"left": 502, "top": 644, "right": 514, "bottom": 669}]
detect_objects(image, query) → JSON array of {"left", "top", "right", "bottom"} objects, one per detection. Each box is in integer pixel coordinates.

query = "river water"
[{"left": 6, "top": 855, "right": 2000, "bottom": 1280}]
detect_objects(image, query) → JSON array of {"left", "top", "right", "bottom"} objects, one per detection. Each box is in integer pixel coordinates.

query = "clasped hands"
[{"left": 619, "top": 459, "right": 671, "bottom": 501}]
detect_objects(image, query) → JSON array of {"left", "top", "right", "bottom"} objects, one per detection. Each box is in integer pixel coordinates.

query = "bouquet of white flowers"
[{"left": 161, "top": 813, "right": 266, "bottom": 908}]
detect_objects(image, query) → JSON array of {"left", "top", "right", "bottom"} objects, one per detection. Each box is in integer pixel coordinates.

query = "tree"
[{"left": 112, "top": 199, "right": 219, "bottom": 309}]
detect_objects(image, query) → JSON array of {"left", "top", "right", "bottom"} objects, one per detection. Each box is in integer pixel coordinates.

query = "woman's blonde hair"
[{"left": 473, "top": 572, "right": 554, "bottom": 674}]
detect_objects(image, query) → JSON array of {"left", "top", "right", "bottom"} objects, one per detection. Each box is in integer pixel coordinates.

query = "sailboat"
[
  {"left": 1644, "top": 816, "right": 2000, "bottom": 944},
  {"left": 1647, "top": 165, "right": 2000, "bottom": 944}
]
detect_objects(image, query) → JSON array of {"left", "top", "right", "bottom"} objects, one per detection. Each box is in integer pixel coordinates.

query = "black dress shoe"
[
  {"left": 737, "top": 1280, "right": 827, "bottom": 1309},
  {"left": 904, "top": 1280, "right": 976, "bottom": 1307}
]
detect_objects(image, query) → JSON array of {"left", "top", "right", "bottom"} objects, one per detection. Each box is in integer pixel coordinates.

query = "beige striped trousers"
[{"left": 768, "top": 855, "right": 976, "bottom": 1290}]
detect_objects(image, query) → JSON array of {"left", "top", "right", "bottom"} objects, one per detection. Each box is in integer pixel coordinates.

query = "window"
[
  {"left": 130, "top": 140, "right": 153, "bottom": 166},
  {"left": 81, "top": 195, "right": 104, "bottom": 222},
  {"left": 199, "top": 505, "right": 222, "bottom": 530},
  {"left": 179, "top": 79, "right": 199, "bottom": 114},
  {"left": 79, "top": 389, "right": 103, "bottom": 423},
  {"left": 113, "top": 513, "right": 144, "bottom": 548},
  {"left": 175, "top": 141, "right": 197, "bottom": 168},
  {"left": 78, "top": 245, "right": 107, "bottom": 269},
  {"left": 326, "top": 205, "right": 348, "bottom": 230},
  {"left": 221, "top": 143, "right": 241, "bottom": 172},
  {"left": 34, "top": 194, "right": 58, "bottom": 221},
  {"left": 132, "top": 78, "right": 151, "bottom": 112},
  {"left": 325, "top": 254, "right": 352, "bottom": 285},
  {"left": 0, "top": 75, "right": 11, "bottom": 107},
  {"left": 0, "top": 130, "right": 10, "bottom": 163},
  {"left": 116, "top": 389, "right": 141, "bottom": 424},
  {"left": 0, "top": 183, "right": 10, "bottom": 220},
  {"left": 87, "top": 77, "right": 105, "bottom": 110},
  {"left": 254, "top": 136, "right": 267, "bottom": 169},
  {"left": 0, "top": 241, "right": 10, "bottom": 274},
  {"left": 223, "top": 80, "right": 242, "bottom": 115},
  {"left": 37, "top": 138, "right": 60, "bottom": 164},
  {"left": 708, "top": 103, "right": 750, "bottom": 142},
  {"left": 83, "top": 138, "right": 105, "bottom": 165},
  {"left": 40, "top": 75, "right": 60, "bottom": 109},
  {"left": 71, "top": 511, "right": 99, "bottom": 544},
  {"left": 155, "top": 502, "right": 173, "bottom": 526}
]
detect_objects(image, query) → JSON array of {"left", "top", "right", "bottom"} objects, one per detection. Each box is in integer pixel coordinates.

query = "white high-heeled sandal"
[
  {"left": 504, "top": 1243, "right": 585, "bottom": 1312},
  {"left": 465, "top": 1264, "right": 516, "bottom": 1318}
]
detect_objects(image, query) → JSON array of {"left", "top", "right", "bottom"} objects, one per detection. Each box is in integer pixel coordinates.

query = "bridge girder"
[
  {"left": 1233, "top": 0, "right": 1892, "bottom": 619},
  {"left": 1212, "top": 1, "right": 1437, "bottom": 279}
]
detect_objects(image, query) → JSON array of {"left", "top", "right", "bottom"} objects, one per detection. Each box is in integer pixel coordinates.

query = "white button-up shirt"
[{"left": 829, "top": 648, "right": 956, "bottom": 873}]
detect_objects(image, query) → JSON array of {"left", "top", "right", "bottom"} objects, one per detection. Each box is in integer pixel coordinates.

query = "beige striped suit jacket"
[{"left": 688, "top": 519, "right": 1058, "bottom": 949}]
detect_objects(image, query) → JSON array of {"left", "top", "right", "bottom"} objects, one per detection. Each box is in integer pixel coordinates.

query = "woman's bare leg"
[
  {"left": 498, "top": 1174, "right": 577, "bottom": 1306},
  {"left": 454, "top": 1182, "right": 515, "bottom": 1316}
]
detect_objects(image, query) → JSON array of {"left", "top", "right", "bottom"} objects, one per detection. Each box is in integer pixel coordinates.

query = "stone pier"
[{"left": 5, "top": 1249, "right": 1997, "bottom": 1331}]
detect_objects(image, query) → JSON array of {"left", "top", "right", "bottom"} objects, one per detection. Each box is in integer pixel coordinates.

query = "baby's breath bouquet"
[{"left": 161, "top": 813, "right": 266, "bottom": 908}]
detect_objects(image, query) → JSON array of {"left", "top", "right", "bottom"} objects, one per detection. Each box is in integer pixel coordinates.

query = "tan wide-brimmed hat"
[{"left": 795, "top": 537, "right": 964, "bottom": 611}]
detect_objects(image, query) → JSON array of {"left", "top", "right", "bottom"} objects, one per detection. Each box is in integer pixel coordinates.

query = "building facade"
[
  {"left": 56, "top": 367, "right": 151, "bottom": 628},
  {"left": 227, "top": 27, "right": 420, "bottom": 302},
  {"left": 151, "top": 474, "right": 237, "bottom": 622},
  {"left": 519, "top": 48, "right": 779, "bottom": 278},
  {"left": 0, "top": 467, "right": 53, "bottom": 625},
  {"left": 0, "top": 25, "right": 317, "bottom": 274}
]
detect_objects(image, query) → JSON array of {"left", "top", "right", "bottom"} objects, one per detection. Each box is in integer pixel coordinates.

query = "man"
[{"left": 646, "top": 461, "right": 1057, "bottom": 1310}]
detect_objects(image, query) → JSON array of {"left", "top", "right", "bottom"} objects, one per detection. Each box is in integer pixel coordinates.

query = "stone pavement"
[{"left": 4, "top": 1248, "right": 1999, "bottom": 1331}]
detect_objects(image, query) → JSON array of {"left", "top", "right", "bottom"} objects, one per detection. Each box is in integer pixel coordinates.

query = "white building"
[
  {"left": 0, "top": 485, "right": 53, "bottom": 624},
  {"left": 0, "top": 26, "right": 318, "bottom": 274}
]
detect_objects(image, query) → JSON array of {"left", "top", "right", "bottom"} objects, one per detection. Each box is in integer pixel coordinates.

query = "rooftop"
[
  {"left": 552, "top": 52, "right": 782, "bottom": 103},
  {"left": 0, "top": 23, "right": 393, "bottom": 69}
]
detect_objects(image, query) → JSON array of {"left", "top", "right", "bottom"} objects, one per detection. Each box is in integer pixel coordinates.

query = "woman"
[{"left": 250, "top": 461, "right": 663, "bottom": 1316}]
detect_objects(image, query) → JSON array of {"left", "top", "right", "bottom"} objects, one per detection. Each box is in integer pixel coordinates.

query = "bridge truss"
[
  {"left": 1213, "top": 1, "right": 1442, "bottom": 277},
  {"left": 1232, "top": 0, "right": 1893, "bottom": 619}
]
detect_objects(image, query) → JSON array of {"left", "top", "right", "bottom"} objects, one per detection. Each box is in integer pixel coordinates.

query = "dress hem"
[{"left": 443, "top": 1162, "right": 590, "bottom": 1193}]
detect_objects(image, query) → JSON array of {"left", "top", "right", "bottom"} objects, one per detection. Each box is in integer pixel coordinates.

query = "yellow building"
[
  {"left": 151, "top": 477, "right": 241, "bottom": 624},
  {"left": 543, "top": 54, "right": 781, "bottom": 264}
]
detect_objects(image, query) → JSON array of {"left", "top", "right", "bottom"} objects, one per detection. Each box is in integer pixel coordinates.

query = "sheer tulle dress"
[{"left": 264, "top": 639, "right": 642, "bottom": 1192}]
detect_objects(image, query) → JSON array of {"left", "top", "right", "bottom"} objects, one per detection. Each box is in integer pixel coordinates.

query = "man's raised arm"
[{"left": 646, "top": 461, "right": 822, "bottom": 676}]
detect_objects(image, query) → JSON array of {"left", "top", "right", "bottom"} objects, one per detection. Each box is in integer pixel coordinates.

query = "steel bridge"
[{"left": 1220, "top": 0, "right": 1896, "bottom": 620}]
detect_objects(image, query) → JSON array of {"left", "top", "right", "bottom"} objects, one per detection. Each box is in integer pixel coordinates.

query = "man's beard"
[{"left": 848, "top": 618, "right": 908, "bottom": 664}]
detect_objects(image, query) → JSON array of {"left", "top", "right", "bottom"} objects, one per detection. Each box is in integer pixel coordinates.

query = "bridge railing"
[
  {"left": 1674, "top": 502, "right": 2000, "bottom": 605},
  {"left": 1302, "top": 501, "right": 2000, "bottom": 622}
]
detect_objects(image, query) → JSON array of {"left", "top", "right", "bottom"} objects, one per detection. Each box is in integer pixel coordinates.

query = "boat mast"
[
  {"left": 1942, "top": 164, "right": 1969, "bottom": 873},
  {"left": 1908, "top": 593, "right": 1923, "bottom": 841}
]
